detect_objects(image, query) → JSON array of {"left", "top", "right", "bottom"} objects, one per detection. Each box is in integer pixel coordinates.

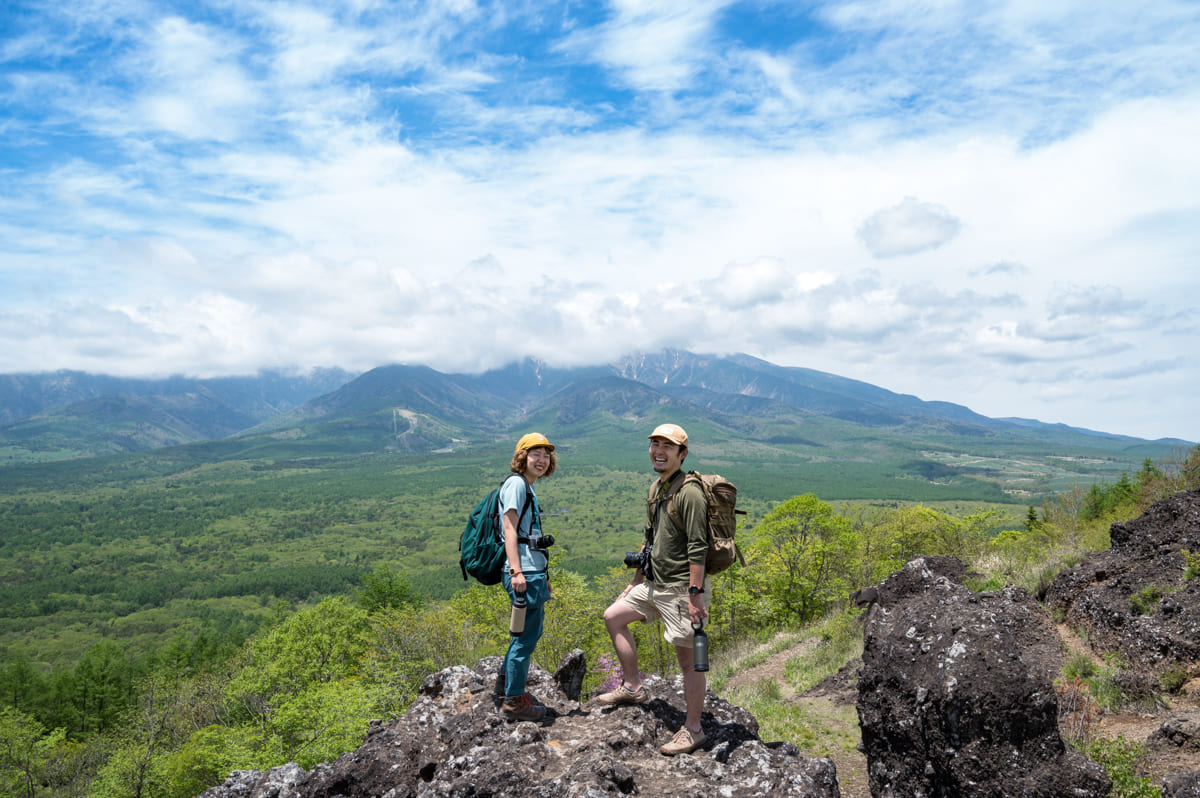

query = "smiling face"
[
  {"left": 649, "top": 436, "right": 686, "bottom": 478},
  {"left": 523, "top": 446, "right": 553, "bottom": 480}
]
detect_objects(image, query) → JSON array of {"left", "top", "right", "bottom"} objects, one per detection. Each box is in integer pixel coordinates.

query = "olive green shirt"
[{"left": 646, "top": 473, "right": 708, "bottom": 587}]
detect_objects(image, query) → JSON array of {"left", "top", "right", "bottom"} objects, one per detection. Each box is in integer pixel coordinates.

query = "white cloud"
[
  {"left": 132, "top": 16, "right": 259, "bottom": 141},
  {"left": 563, "top": 0, "right": 727, "bottom": 92},
  {"left": 857, "top": 197, "right": 962, "bottom": 258},
  {"left": 708, "top": 257, "right": 794, "bottom": 309},
  {"left": 1048, "top": 284, "right": 1144, "bottom": 320}
]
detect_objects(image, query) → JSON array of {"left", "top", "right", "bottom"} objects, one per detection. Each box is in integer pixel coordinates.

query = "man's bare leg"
[{"left": 604, "top": 600, "right": 646, "bottom": 689}]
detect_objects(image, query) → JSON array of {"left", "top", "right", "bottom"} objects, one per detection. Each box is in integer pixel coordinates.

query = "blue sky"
[{"left": 2, "top": 0, "right": 1198, "bottom": 442}]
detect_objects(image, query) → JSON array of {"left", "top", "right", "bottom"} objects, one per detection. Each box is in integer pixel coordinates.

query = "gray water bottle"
[
  {"left": 692, "top": 622, "right": 709, "bottom": 672},
  {"left": 509, "top": 591, "right": 527, "bottom": 635}
]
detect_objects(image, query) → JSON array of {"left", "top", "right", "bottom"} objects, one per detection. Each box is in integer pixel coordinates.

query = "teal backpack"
[{"left": 459, "top": 474, "right": 534, "bottom": 585}]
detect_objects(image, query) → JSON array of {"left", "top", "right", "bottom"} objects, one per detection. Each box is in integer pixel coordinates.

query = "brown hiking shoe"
[
  {"left": 500, "top": 693, "right": 545, "bottom": 722},
  {"left": 660, "top": 726, "right": 706, "bottom": 756},
  {"left": 595, "top": 683, "right": 650, "bottom": 706}
]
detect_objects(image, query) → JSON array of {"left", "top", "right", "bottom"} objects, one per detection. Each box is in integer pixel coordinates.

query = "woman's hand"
[{"left": 511, "top": 572, "right": 527, "bottom": 593}]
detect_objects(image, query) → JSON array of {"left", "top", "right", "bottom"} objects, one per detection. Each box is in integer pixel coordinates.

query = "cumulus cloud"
[
  {"left": 857, "top": 197, "right": 962, "bottom": 258},
  {"left": 707, "top": 257, "right": 794, "bottom": 309}
]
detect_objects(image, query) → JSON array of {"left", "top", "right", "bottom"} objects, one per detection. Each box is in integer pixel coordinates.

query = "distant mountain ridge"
[
  {"left": 0, "top": 368, "right": 356, "bottom": 461},
  {"left": 0, "top": 352, "right": 1191, "bottom": 470}
]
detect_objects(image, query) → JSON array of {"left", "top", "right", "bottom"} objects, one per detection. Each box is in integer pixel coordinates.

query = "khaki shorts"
[{"left": 620, "top": 578, "right": 710, "bottom": 648}]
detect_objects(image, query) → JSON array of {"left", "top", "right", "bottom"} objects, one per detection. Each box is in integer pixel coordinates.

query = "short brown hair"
[{"left": 511, "top": 447, "right": 557, "bottom": 478}]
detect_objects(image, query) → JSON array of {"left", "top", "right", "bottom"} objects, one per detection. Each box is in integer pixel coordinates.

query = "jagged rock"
[
  {"left": 197, "top": 651, "right": 839, "bottom": 797},
  {"left": 203, "top": 762, "right": 306, "bottom": 797},
  {"left": 857, "top": 555, "right": 1111, "bottom": 797},
  {"left": 1045, "top": 488, "right": 1200, "bottom": 673},
  {"left": 554, "top": 648, "right": 587, "bottom": 702},
  {"left": 1163, "top": 771, "right": 1200, "bottom": 798},
  {"left": 1151, "top": 711, "right": 1200, "bottom": 752}
]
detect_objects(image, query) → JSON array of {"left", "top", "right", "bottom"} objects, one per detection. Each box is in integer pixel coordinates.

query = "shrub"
[
  {"left": 1181, "top": 549, "right": 1200, "bottom": 581},
  {"left": 1080, "top": 736, "right": 1158, "bottom": 798},
  {"left": 1056, "top": 676, "right": 1101, "bottom": 745},
  {"left": 1063, "top": 653, "right": 1098, "bottom": 681},
  {"left": 1160, "top": 666, "right": 1189, "bottom": 695},
  {"left": 966, "top": 574, "right": 1006, "bottom": 593},
  {"left": 1087, "top": 656, "right": 1132, "bottom": 713},
  {"left": 1130, "top": 586, "right": 1165, "bottom": 617}
]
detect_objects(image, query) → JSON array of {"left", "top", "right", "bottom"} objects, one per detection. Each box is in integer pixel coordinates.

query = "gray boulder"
[
  {"left": 1164, "top": 771, "right": 1200, "bottom": 798},
  {"left": 857, "top": 556, "right": 1110, "bottom": 797}
]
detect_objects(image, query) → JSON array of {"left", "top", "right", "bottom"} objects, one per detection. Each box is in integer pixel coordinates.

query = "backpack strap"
[
  {"left": 502, "top": 472, "right": 537, "bottom": 545},
  {"left": 647, "top": 470, "right": 687, "bottom": 543},
  {"left": 665, "top": 471, "right": 700, "bottom": 530}
]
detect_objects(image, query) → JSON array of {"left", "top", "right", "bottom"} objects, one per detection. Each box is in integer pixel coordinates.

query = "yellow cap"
[
  {"left": 514, "top": 432, "right": 555, "bottom": 453},
  {"left": 648, "top": 423, "right": 688, "bottom": 446}
]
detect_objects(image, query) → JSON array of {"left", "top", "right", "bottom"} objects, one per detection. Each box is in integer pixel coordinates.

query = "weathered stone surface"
[
  {"left": 1045, "top": 488, "right": 1200, "bottom": 673},
  {"left": 553, "top": 648, "right": 587, "bottom": 702},
  {"left": 1163, "top": 770, "right": 1200, "bottom": 798},
  {"left": 198, "top": 651, "right": 839, "bottom": 798},
  {"left": 1152, "top": 711, "right": 1200, "bottom": 752},
  {"left": 857, "top": 555, "right": 1110, "bottom": 797}
]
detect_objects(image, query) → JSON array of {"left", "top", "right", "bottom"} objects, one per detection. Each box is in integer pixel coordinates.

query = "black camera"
[
  {"left": 623, "top": 545, "right": 653, "bottom": 581},
  {"left": 532, "top": 534, "right": 555, "bottom": 550}
]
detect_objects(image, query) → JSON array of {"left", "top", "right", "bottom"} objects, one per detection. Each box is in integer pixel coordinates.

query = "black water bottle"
[
  {"left": 692, "top": 622, "right": 709, "bottom": 672},
  {"left": 509, "top": 591, "right": 527, "bottom": 635}
]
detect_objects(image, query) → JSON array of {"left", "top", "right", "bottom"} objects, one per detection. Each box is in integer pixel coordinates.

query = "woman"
[{"left": 499, "top": 432, "right": 557, "bottom": 722}]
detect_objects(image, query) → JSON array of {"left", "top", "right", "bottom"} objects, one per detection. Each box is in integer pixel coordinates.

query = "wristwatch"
[
  {"left": 510, "top": 568, "right": 523, "bottom": 576},
  {"left": 689, "top": 586, "right": 704, "bottom": 596}
]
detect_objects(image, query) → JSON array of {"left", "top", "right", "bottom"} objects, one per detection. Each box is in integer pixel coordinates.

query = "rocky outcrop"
[
  {"left": 1151, "top": 711, "right": 1200, "bottom": 753},
  {"left": 857, "top": 555, "right": 1111, "bottom": 797},
  {"left": 1163, "top": 771, "right": 1200, "bottom": 797},
  {"left": 198, "top": 652, "right": 839, "bottom": 797},
  {"left": 1045, "top": 488, "right": 1200, "bottom": 674}
]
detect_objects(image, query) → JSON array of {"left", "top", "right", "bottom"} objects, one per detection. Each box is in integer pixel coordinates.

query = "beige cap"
[
  {"left": 648, "top": 423, "right": 688, "bottom": 447},
  {"left": 514, "top": 432, "right": 555, "bottom": 453}
]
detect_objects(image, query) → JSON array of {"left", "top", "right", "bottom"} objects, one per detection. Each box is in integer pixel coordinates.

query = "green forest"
[{"left": 1, "top": 438, "right": 1197, "bottom": 797}]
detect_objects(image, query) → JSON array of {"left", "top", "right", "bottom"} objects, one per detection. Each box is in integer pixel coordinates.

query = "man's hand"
[{"left": 688, "top": 594, "right": 708, "bottom": 626}]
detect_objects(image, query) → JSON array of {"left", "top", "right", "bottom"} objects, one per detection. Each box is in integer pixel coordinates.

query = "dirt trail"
[
  {"left": 1057, "top": 622, "right": 1200, "bottom": 777},
  {"left": 723, "top": 639, "right": 814, "bottom": 697},
  {"left": 723, "top": 639, "right": 870, "bottom": 798}
]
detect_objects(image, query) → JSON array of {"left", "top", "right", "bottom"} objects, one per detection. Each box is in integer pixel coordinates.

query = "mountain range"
[
  {"left": 1, "top": 351, "right": 1191, "bottom": 498},
  {"left": 0, "top": 368, "right": 354, "bottom": 462}
]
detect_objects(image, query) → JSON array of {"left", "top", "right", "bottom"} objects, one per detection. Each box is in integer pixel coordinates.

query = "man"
[{"left": 597, "top": 422, "right": 710, "bottom": 756}]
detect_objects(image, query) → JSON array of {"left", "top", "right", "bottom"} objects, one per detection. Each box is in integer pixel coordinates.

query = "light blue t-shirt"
[{"left": 499, "top": 474, "right": 548, "bottom": 575}]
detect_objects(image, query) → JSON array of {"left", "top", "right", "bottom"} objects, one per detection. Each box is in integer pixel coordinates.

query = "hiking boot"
[
  {"left": 660, "top": 726, "right": 706, "bottom": 756},
  {"left": 500, "top": 693, "right": 545, "bottom": 722},
  {"left": 595, "top": 683, "right": 650, "bottom": 706}
]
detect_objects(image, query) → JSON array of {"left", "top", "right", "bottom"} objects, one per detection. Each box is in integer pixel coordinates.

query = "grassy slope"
[{"left": 0, "top": 413, "right": 1174, "bottom": 670}]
